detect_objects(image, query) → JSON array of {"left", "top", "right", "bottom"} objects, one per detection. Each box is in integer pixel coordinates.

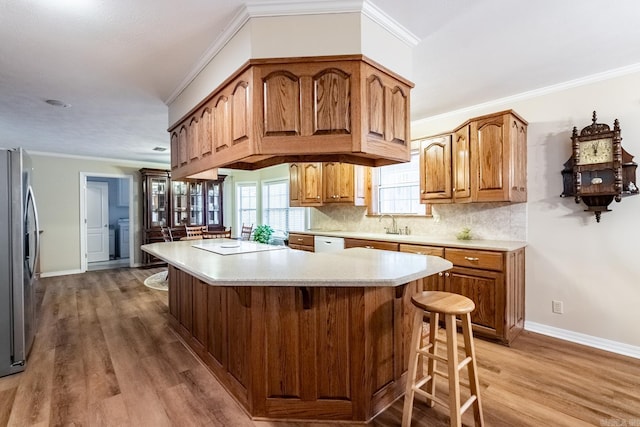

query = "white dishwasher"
[{"left": 313, "top": 235, "right": 345, "bottom": 253}]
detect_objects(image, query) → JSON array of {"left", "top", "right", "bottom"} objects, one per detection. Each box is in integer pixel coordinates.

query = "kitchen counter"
[
  {"left": 292, "top": 229, "right": 527, "bottom": 251},
  {"left": 141, "top": 238, "right": 452, "bottom": 287},
  {"left": 141, "top": 238, "right": 452, "bottom": 423}
]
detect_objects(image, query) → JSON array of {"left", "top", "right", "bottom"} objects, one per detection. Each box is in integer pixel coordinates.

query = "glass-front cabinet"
[
  {"left": 172, "top": 181, "right": 188, "bottom": 226},
  {"left": 140, "top": 168, "right": 226, "bottom": 266},
  {"left": 206, "top": 180, "right": 223, "bottom": 227}
]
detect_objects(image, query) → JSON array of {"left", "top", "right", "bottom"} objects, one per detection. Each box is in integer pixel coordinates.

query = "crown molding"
[
  {"left": 413, "top": 62, "right": 640, "bottom": 126},
  {"left": 30, "top": 150, "right": 170, "bottom": 168},
  {"left": 165, "top": 0, "right": 419, "bottom": 105}
]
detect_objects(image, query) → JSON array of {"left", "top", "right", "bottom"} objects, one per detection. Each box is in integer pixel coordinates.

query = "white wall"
[
  {"left": 411, "top": 69, "right": 640, "bottom": 351},
  {"left": 31, "top": 154, "right": 167, "bottom": 275},
  {"left": 168, "top": 11, "right": 413, "bottom": 126}
]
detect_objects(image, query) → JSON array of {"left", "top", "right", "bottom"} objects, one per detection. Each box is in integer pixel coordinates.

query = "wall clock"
[{"left": 560, "top": 111, "right": 638, "bottom": 222}]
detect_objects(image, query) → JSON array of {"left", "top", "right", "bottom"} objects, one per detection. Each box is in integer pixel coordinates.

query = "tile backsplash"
[{"left": 310, "top": 203, "right": 527, "bottom": 241}]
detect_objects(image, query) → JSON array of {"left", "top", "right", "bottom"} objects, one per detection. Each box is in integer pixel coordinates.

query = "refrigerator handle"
[{"left": 26, "top": 185, "right": 40, "bottom": 278}]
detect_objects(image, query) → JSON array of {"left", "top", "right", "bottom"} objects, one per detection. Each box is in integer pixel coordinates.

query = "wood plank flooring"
[{"left": 1, "top": 268, "right": 639, "bottom": 426}]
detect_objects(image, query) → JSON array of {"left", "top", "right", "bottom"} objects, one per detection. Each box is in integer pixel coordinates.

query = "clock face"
[{"left": 577, "top": 138, "right": 613, "bottom": 165}]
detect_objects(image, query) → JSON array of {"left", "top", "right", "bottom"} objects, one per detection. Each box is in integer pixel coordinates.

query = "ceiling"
[{"left": 2, "top": 0, "right": 640, "bottom": 164}]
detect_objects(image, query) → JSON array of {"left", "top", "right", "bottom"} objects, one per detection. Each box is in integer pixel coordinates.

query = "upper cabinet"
[
  {"left": 419, "top": 110, "right": 527, "bottom": 204},
  {"left": 290, "top": 162, "right": 366, "bottom": 207},
  {"left": 168, "top": 55, "right": 413, "bottom": 179},
  {"left": 470, "top": 111, "right": 527, "bottom": 203}
]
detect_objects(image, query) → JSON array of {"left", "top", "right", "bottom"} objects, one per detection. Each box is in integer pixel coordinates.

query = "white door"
[{"left": 87, "top": 181, "right": 110, "bottom": 262}]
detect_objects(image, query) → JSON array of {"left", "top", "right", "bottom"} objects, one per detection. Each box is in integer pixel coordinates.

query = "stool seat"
[{"left": 411, "top": 291, "right": 475, "bottom": 315}]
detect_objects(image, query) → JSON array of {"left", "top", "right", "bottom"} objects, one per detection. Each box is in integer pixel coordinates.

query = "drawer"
[
  {"left": 289, "top": 243, "right": 314, "bottom": 252},
  {"left": 445, "top": 248, "right": 504, "bottom": 271},
  {"left": 288, "top": 233, "right": 314, "bottom": 248},
  {"left": 399, "top": 244, "right": 444, "bottom": 257},
  {"left": 344, "top": 238, "right": 399, "bottom": 251}
]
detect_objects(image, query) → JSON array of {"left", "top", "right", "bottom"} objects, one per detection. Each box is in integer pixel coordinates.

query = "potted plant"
[{"left": 253, "top": 224, "right": 274, "bottom": 244}]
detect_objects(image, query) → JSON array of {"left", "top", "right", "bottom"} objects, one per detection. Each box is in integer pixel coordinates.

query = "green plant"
[
  {"left": 456, "top": 227, "right": 472, "bottom": 240},
  {"left": 253, "top": 224, "right": 274, "bottom": 244}
]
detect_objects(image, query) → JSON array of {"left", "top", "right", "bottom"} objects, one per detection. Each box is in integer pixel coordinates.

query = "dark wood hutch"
[{"left": 140, "top": 168, "right": 225, "bottom": 266}]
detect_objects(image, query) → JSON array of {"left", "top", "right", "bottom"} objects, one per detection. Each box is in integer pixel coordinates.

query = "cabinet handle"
[
  {"left": 438, "top": 272, "right": 443, "bottom": 277},
  {"left": 297, "top": 238, "right": 304, "bottom": 242},
  {"left": 415, "top": 252, "right": 424, "bottom": 255},
  {"left": 445, "top": 272, "right": 450, "bottom": 277},
  {"left": 464, "top": 256, "right": 480, "bottom": 261},
  {"left": 364, "top": 245, "right": 374, "bottom": 249},
  {"left": 316, "top": 196, "right": 320, "bottom": 199}
]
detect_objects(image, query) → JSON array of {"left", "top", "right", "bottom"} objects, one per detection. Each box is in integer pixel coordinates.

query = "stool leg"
[
  {"left": 402, "top": 309, "right": 425, "bottom": 427},
  {"left": 461, "top": 312, "right": 484, "bottom": 426},
  {"left": 445, "top": 313, "right": 462, "bottom": 427},
  {"left": 425, "top": 311, "right": 439, "bottom": 407}
]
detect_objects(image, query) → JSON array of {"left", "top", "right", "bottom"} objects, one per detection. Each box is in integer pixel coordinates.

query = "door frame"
[{"left": 79, "top": 172, "right": 135, "bottom": 272}]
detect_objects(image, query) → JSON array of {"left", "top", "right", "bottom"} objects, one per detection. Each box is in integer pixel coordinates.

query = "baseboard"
[
  {"left": 40, "top": 269, "right": 83, "bottom": 278},
  {"left": 525, "top": 321, "right": 640, "bottom": 360}
]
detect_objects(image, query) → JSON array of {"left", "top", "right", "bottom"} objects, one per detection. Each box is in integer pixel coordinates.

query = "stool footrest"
[
  {"left": 460, "top": 395, "right": 478, "bottom": 416},
  {"left": 417, "top": 348, "right": 447, "bottom": 364},
  {"left": 413, "top": 387, "right": 448, "bottom": 408}
]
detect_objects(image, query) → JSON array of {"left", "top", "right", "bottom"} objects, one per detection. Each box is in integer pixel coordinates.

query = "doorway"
[{"left": 80, "top": 173, "right": 134, "bottom": 272}]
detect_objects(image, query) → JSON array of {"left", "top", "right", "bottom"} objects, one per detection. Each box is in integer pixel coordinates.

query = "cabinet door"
[
  {"left": 470, "top": 111, "right": 527, "bottom": 202},
  {"left": 323, "top": 162, "right": 354, "bottom": 203},
  {"left": 172, "top": 181, "right": 188, "bottom": 227},
  {"left": 289, "top": 163, "right": 302, "bottom": 207},
  {"left": 205, "top": 179, "right": 224, "bottom": 228},
  {"left": 189, "top": 182, "right": 204, "bottom": 225},
  {"left": 300, "top": 163, "right": 323, "bottom": 206},
  {"left": 509, "top": 116, "right": 528, "bottom": 202},
  {"left": 452, "top": 125, "right": 471, "bottom": 202},
  {"left": 419, "top": 135, "right": 452, "bottom": 202},
  {"left": 447, "top": 266, "right": 504, "bottom": 339}
]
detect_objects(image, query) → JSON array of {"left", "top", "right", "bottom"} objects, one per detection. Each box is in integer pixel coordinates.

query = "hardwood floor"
[{"left": 1, "top": 268, "right": 639, "bottom": 426}]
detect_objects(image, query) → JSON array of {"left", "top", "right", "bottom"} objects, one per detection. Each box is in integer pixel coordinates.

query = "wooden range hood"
[{"left": 168, "top": 55, "right": 414, "bottom": 179}]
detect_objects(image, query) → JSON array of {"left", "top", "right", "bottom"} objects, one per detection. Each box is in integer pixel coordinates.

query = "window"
[
  {"left": 262, "top": 179, "right": 307, "bottom": 235},
  {"left": 375, "top": 150, "right": 425, "bottom": 215},
  {"left": 236, "top": 182, "right": 257, "bottom": 231}
]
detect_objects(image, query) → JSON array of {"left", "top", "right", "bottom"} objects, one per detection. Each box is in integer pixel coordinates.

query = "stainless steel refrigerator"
[{"left": 1, "top": 148, "right": 40, "bottom": 377}]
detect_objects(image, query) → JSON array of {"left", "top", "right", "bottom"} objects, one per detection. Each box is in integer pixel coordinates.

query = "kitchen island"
[{"left": 142, "top": 239, "right": 452, "bottom": 423}]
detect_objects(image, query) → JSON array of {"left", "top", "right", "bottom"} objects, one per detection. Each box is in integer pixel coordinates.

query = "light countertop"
[
  {"left": 141, "top": 239, "right": 452, "bottom": 287},
  {"left": 292, "top": 230, "right": 527, "bottom": 251}
]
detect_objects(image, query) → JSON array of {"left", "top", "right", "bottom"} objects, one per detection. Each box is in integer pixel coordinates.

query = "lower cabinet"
[
  {"left": 287, "top": 233, "right": 315, "bottom": 252},
  {"left": 401, "top": 243, "right": 525, "bottom": 345}
]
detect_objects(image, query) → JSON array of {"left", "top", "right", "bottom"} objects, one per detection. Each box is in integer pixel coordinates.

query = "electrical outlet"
[{"left": 552, "top": 300, "right": 564, "bottom": 314}]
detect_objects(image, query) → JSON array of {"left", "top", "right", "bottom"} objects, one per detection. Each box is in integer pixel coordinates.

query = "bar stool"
[{"left": 402, "top": 291, "right": 484, "bottom": 427}]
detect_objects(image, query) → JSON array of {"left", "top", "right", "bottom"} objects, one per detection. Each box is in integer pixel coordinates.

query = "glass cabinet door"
[
  {"left": 189, "top": 182, "right": 204, "bottom": 225},
  {"left": 206, "top": 181, "right": 221, "bottom": 227},
  {"left": 172, "top": 181, "right": 188, "bottom": 226},
  {"left": 150, "top": 177, "right": 167, "bottom": 227}
]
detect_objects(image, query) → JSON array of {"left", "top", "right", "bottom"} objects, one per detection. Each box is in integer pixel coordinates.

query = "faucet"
[{"left": 379, "top": 214, "right": 398, "bottom": 234}]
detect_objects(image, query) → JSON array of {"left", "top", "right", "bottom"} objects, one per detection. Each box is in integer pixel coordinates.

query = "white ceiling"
[{"left": 2, "top": 0, "right": 640, "bottom": 164}]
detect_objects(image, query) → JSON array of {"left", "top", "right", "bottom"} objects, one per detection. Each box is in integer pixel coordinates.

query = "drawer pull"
[
  {"left": 415, "top": 251, "right": 424, "bottom": 255},
  {"left": 297, "top": 238, "right": 304, "bottom": 242},
  {"left": 365, "top": 245, "right": 374, "bottom": 249},
  {"left": 464, "top": 256, "right": 480, "bottom": 261}
]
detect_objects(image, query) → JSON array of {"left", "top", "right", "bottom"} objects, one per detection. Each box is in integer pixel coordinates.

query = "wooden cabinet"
[
  {"left": 168, "top": 55, "right": 413, "bottom": 179},
  {"left": 140, "top": 168, "right": 225, "bottom": 266},
  {"left": 290, "top": 162, "right": 323, "bottom": 207},
  {"left": 470, "top": 110, "right": 527, "bottom": 202},
  {"left": 290, "top": 162, "right": 366, "bottom": 207},
  {"left": 399, "top": 242, "right": 525, "bottom": 344},
  {"left": 287, "top": 233, "right": 314, "bottom": 252},
  {"left": 419, "top": 110, "right": 526, "bottom": 204},
  {"left": 167, "top": 265, "right": 421, "bottom": 422},
  {"left": 344, "top": 238, "right": 399, "bottom": 251}
]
